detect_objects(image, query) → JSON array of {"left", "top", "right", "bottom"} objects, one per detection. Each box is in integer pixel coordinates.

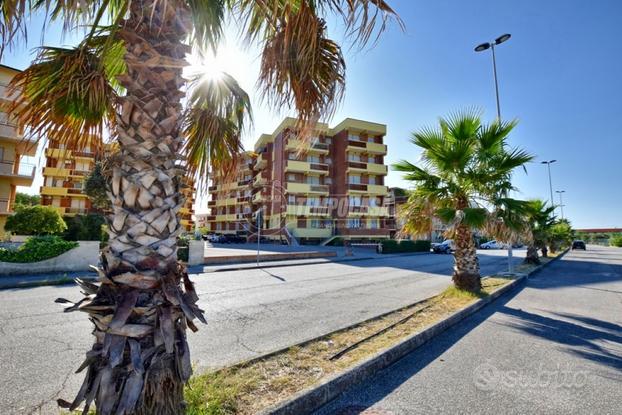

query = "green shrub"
[
  {"left": 63, "top": 214, "right": 107, "bottom": 241},
  {"left": 5, "top": 205, "right": 67, "bottom": 235},
  {"left": 0, "top": 236, "right": 78, "bottom": 263},
  {"left": 380, "top": 239, "right": 431, "bottom": 253},
  {"left": 610, "top": 235, "right": 622, "bottom": 247},
  {"left": 177, "top": 235, "right": 190, "bottom": 261}
]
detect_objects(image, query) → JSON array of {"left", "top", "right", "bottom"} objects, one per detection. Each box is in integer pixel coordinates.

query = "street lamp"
[
  {"left": 474, "top": 33, "right": 511, "bottom": 119},
  {"left": 556, "top": 190, "right": 566, "bottom": 220},
  {"left": 541, "top": 160, "right": 557, "bottom": 209},
  {"left": 475, "top": 33, "right": 514, "bottom": 273}
]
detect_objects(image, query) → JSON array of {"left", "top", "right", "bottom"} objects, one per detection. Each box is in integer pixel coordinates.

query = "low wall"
[
  {"left": 0, "top": 241, "right": 100, "bottom": 275},
  {"left": 188, "top": 240, "right": 205, "bottom": 266}
]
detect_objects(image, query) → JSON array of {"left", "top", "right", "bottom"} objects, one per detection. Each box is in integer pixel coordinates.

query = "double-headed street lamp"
[
  {"left": 541, "top": 160, "right": 557, "bottom": 209},
  {"left": 556, "top": 190, "right": 566, "bottom": 220},
  {"left": 475, "top": 33, "right": 514, "bottom": 273},
  {"left": 475, "top": 33, "right": 512, "bottom": 119}
]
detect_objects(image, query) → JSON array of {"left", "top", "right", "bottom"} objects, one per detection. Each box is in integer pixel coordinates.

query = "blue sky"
[{"left": 2, "top": 0, "right": 621, "bottom": 228}]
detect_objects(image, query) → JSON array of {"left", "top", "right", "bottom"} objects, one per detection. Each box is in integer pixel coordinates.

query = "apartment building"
[
  {"left": 204, "top": 152, "right": 255, "bottom": 234},
  {"left": 0, "top": 64, "right": 37, "bottom": 237},
  {"left": 41, "top": 138, "right": 196, "bottom": 231},
  {"left": 205, "top": 118, "right": 391, "bottom": 244},
  {"left": 40, "top": 137, "right": 104, "bottom": 217}
]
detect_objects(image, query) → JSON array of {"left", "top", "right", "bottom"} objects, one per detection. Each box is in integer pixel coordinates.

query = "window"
[
  {"left": 307, "top": 197, "right": 320, "bottom": 206},
  {"left": 307, "top": 176, "right": 320, "bottom": 185},
  {"left": 347, "top": 218, "right": 361, "bottom": 229},
  {"left": 288, "top": 195, "right": 296, "bottom": 204},
  {"left": 325, "top": 177, "right": 332, "bottom": 185},
  {"left": 325, "top": 157, "right": 332, "bottom": 165},
  {"left": 288, "top": 174, "right": 296, "bottom": 181},
  {"left": 369, "top": 219, "right": 379, "bottom": 229},
  {"left": 348, "top": 153, "right": 360, "bottom": 162},
  {"left": 368, "top": 156, "right": 376, "bottom": 163},
  {"left": 73, "top": 182, "right": 83, "bottom": 189},
  {"left": 310, "top": 219, "right": 321, "bottom": 228},
  {"left": 348, "top": 175, "right": 361, "bottom": 184},
  {"left": 368, "top": 136, "right": 375, "bottom": 143},
  {"left": 325, "top": 138, "right": 332, "bottom": 144},
  {"left": 288, "top": 152, "right": 297, "bottom": 160},
  {"left": 368, "top": 176, "right": 376, "bottom": 185},
  {"left": 308, "top": 155, "right": 320, "bottom": 163},
  {"left": 0, "top": 146, "right": 4, "bottom": 161},
  {"left": 349, "top": 134, "right": 361, "bottom": 142}
]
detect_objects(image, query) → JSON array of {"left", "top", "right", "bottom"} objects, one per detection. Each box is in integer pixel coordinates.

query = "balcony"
[
  {"left": 207, "top": 200, "right": 216, "bottom": 207},
  {"left": 286, "top": 139, "right": 329, "bottom": 154},
  {"left": 0, "top": 160, "right": 35, "bottom": 185},
  {"left": 347, "top": 183, "right": 388, "bottom": 196},
  {"left": 347, "top": 206, "right": 389, "bottom": 216},
  {"left": 286, "top": 182, "right": 329, "bottom": 194},
  {"left": 286, "top": 205, "right": 330, "bottom": 216},
  {"left": 40, "top": 186, "right": 88, "bottom": 197},
  {"left": 346, "top": 139, "right": 387, "bottom": 155},
  {"left": 285, "top": 160, "right": 329, "bottom": 175},
  {"left": 43, "top": 167, "right": 70, "bottom": 178},
  {"left": 346, "top": 161, "right": 387, "bottom": 175},
  {"left": 215, "top": 197, "right": 237, "bottom": 207}
]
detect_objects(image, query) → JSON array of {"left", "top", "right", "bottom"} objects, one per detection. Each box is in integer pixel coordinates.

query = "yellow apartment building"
[{"left": 0, "top": 64, "right": 37, "bottom": 237}]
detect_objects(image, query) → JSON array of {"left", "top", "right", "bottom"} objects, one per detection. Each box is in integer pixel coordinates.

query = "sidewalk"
[
  {"left": 0, "top": 250, "right": 430, "bottom": 289},
  {"left": 315, "top": 247, "right": 622, "bottom": 415}
]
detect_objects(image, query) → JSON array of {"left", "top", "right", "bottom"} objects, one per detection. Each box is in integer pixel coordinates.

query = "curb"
[
  {"left": 191, "top": 251, "right": 430, "bottom": 273},
  {"left": 263, "top": 249, "right": 569, "bottom": 415}
]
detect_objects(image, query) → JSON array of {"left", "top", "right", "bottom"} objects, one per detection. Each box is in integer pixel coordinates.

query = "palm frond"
[
  {"left": 0, "top": 0, "right": 28, "bottom": 56},
  {"left": 7, "top": 37, "right": 123, "bottom": 150},
  {"left": 256, "top": 1, "right": 346, "bottom": 138},
  {"left": 188, "top": 0, "right": 226, "bottom": 53},
  {"left": 182, "top": 71, "right": 252, "bottom": 190}
]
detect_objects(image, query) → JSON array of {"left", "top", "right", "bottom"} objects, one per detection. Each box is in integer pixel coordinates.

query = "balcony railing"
[
  {"left": 0, "top": 160, "right": 35, "bottom": 177},
  {"left": 347, "top": 183, "right": 367, "bottom": 191}
]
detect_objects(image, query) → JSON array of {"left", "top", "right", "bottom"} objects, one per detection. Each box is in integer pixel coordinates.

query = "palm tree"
[
  {"left": 394, "top": 110, "right": 533, "bottom": 292},
  {"left": 522, "top": 199, "right": 556, "bottom": 265},
  {"left": 1, "top": 2, "right": 401, "bottom": 413}
]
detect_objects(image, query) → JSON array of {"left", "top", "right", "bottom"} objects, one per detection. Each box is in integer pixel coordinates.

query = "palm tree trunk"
[
  {"left": 57, "top": 1, "right": 205, "bottom": 414},
  {"left": 452, "top": 223, "right": 481, "bottom": 291},
  {"left": 524, "top": 245, "right": 540, "bottom": 265}
]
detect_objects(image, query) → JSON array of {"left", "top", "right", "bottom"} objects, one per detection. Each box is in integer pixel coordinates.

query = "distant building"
[
  {"left": 41, "top": 137, "right": 196, "bottom": 231},
  {"left": 205, "top": 117, "right": 392, "bottom": 244},
  {"left": 0, "top": 64, "right": 37, "bottom": 237}
]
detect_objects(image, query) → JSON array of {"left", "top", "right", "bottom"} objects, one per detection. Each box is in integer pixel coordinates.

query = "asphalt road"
[
  {"left": 316, "top": 246, "right": 622, "bottom": 415},
  {"left": 0, "top": 249, "right": 522, "bottom": 414}
]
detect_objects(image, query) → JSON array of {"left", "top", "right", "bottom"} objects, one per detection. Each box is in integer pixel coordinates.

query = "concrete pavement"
[
  {"left": 0, "top": 249, "right": 523, "bottom": 414},
  {"left": 315, "top": 246, "right": 622, "bottom": 415}
]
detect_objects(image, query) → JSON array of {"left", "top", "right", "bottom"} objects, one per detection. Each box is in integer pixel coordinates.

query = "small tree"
[
  {"left": 63, "top": 214, "right": 107, "bottom": 241},
  {"left": 83, "top": 162, "right": 110, "bottom": 210},
  {"left": 14, "top": 192, "right": 40, "bottom": 207},
  {"left": 522, "top": 200, "right": 556, "bottom": 265},
  {"left": 5, "top": 205, "right": 67, "bottom": 235},
  {"left": 549, "top": 220, "right": 574, "bottom": 252}
]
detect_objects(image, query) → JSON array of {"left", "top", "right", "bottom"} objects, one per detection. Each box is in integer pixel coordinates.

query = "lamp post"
[
  {"left": 556, "top": 190, "right": 566, "bottom": 220},
  {"left": 541, "top": 160, "right": 557, "bottom": 210},
  {"left": 475, "top": 33, "right": 511, "bottom": 119},
  {"left": 475, "top": 33, "right": 514, "bottom": 273}
]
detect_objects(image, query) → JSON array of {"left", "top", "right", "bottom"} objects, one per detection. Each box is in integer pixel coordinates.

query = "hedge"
[
  {"left": 610, "top": 235, "right": 622, "bottom": 248},
  {"left": 0, "top": 236, "right": 78, "bottom": 263},
  {"left": 380, "top": 239, "right": 431, "bottom": 253}
]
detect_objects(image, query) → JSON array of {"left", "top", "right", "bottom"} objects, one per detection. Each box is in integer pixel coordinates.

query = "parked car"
[
  {"left": 223, "top": 234, "right": 246, "bottom": 244},
  {"left": 480, "top": 240, "right": 506, "bottom": 249},
  {"left": 432, "top": 239, "right": 454, "bottom": 254},
  {"left": 572, "top": 240, "right": 586, "bottom": 250}
]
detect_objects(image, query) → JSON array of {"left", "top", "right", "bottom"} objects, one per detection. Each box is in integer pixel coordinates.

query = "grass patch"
[{"left": 185, "top": 276, "right": 516, "bottom": 414}]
